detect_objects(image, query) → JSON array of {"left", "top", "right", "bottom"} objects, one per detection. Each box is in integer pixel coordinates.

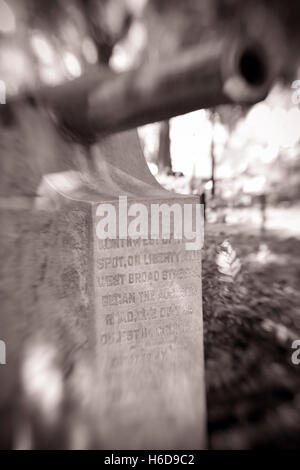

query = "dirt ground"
[{"left": 203, "top": 222, "right": 300, "bottom": 449}]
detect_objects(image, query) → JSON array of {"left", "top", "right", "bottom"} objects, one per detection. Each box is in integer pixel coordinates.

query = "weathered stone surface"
[
  {"left": 93, "top": 203, "right": 205, "bottom": 449},
  {"left": 0, "top": 104, "right": 206, "bottom": 449}
]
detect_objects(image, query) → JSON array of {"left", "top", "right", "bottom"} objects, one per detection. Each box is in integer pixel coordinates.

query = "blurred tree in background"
[
  {"left": 1, "top": 0, "right": 300, "bottom": 198},
  {"left": 145, "top": 0, "right": 300, "bottom": 181},
  {"left": 2, "top": 0, "right": 300, "bottom": 88},
  {"left": 1, "top": 0, "right": 300, "bottom": 450}
]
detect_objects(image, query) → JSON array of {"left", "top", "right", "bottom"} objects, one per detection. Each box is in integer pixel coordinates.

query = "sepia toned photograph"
[{"left": 0, "top": 0, "right": 300, "bottom": 454}]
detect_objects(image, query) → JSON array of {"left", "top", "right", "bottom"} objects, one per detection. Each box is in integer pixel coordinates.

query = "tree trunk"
[
  {"left": 210, "top": 111, "right": 216, "bottom": 199},
  {"left": 158, "top": 120, "right": 172, "bottom": 173}
]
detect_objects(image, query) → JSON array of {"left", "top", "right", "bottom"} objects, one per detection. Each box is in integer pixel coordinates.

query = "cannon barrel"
[{"left": 33, "top": 33, "right": 281, "bottom": 140}]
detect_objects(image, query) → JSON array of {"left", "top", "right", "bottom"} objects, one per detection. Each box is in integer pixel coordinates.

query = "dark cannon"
[{"left": 29, "top": 32, "right": 282, "bottom": 140}]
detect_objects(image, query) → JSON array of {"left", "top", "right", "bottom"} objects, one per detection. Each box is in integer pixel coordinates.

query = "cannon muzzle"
[
  {"left": 34, "top": 33, "right": 281, "bottom": 140},
  {"left": 89, "top": 37, "right": 278, "bottom": 133}
]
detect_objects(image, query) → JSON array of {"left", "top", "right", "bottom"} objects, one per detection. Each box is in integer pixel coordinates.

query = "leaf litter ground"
[{"left": 203, "top": 224, "right": 300, "bottom": 449}]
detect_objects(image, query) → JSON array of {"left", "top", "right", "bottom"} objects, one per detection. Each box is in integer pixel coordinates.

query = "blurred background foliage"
[
  {"left": 1, "top": 0, "right": 300, "bottom": 213},
  {"left": 1, "top": 0, "right": 300, "bottom": 449}
]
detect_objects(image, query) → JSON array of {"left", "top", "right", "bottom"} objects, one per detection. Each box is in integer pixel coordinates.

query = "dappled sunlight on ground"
[{"left": 221, "top": 205, "right": 300, "bottom": 238}]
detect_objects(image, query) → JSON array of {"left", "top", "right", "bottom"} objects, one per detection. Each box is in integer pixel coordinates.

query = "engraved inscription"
[
  {"left": 92, "top": 200, "right": 205, "bottom": 449},
  {"left": 94, "top": 235, "right": 202, "bottom": 368}
]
